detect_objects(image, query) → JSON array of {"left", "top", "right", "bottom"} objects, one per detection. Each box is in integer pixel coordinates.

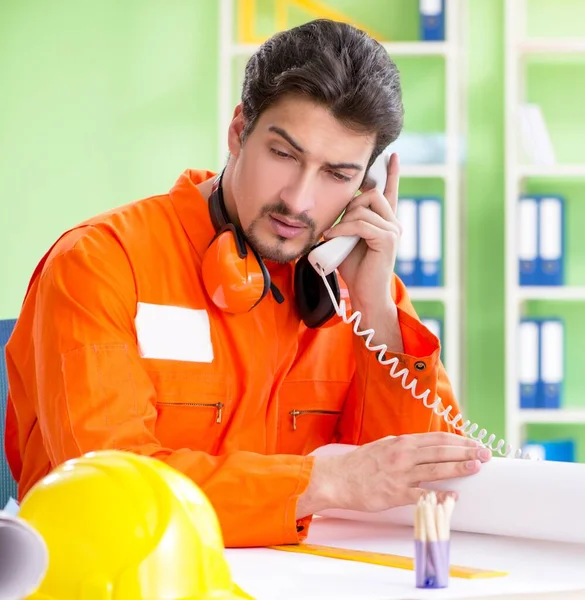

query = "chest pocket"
[
  {"left": 145, "top": 360, "right": 230, "bottom": 454},
  {"left": 276, "top": 379, "right": 349, "bottom": 456}
]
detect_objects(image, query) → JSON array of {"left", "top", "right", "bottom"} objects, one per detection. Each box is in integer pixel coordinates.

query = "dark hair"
[{"left": 240, "top": 19, "right": 404, "bottom": 169}]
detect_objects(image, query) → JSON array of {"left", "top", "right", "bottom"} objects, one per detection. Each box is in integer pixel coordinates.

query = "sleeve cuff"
[
  {"left": 296, "top": 515, "right": 314, "bottom": 541},
  {"left": 397, "top": 306, "right": 441, "bottom": 358},
  {"left": 284, "top": 455, "right": 316, "bottom": 544},
  {"left": 352, "top": 305, "right": 441, "bottom": 381}
]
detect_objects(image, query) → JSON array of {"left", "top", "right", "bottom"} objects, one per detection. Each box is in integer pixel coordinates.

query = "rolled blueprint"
[
  {"left": 310, "top": 443, "right": 585, "bottom": 545},
  {"left": 0, "top": 512, "right": 48, "bottom": 600}
]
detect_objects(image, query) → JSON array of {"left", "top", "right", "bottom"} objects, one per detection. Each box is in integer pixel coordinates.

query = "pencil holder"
[{"left": 414, "top": 539, "right": 450, "bottom": 589}]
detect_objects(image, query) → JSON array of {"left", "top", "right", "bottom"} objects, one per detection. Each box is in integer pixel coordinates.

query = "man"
[{"left": 4, "top": 19, "right": 490, "bottom": 547}]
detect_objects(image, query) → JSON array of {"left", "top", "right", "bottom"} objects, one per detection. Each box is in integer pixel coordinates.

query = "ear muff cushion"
[
  {"left": 294, "top": 255, "right": 340, "bottom": 328},
  {"left": 202, "top": 228, "right": 271, "bottom": 313},
  {"left": 204, "top": 181, "right": 272, "bottom": 313}
]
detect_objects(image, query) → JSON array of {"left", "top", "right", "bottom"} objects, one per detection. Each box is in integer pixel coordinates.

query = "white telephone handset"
[
  {"left": 307, "top": 150, "right": 529, "bottom": 459},
  {"left": 307, "top": 150, "right": 390, "bottom": 276}
]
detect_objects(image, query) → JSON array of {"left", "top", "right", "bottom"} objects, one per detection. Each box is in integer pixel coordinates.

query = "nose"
[{"left": 280, "top": 171, "right": 317, "bottom": 215}]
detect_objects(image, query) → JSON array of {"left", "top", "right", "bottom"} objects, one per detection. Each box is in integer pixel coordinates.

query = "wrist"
[
  {"left": 295, "top": 456, "right": 342, "bottom": 519},
  {"left": 351, "top": 299, "right": 398, "bottom": 340},
  {"left": 351, "top": 291, "right": 396, "bottom": 325},
  {"left": 352, "top": 299, "right": 399, "bottom": 348}
]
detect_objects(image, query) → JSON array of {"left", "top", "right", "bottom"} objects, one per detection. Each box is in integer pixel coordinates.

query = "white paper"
[
  {"left": 0, "top": 513, "right": 48, "bottom": 599},
  {"left": 226, "top": 517, "right": 585, "bottom": 600},
  {"left": 310, "top": 443, "right": 585, "bottom": 545}
]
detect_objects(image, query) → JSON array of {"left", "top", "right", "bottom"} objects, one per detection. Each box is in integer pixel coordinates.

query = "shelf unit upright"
[
  {"left": 219, "top": 0, "right": 467, "bottom": 405},
  {"left": 504, "top": 0, "right": 585, "bottom": 453}
]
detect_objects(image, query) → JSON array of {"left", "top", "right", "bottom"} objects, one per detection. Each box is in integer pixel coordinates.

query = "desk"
[{"left": 225, "top": 517, "right": 585, "bottom": 599}]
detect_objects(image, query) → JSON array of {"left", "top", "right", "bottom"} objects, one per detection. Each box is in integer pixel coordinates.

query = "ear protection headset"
[{"left": 201, "top": 172, "right": 341, "bottom": 328}]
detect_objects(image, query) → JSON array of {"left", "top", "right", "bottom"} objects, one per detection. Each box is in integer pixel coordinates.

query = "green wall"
[
  {"left": 2, "top": 0, "right": 585, "bottom": 458},
  {"left": 0, "top": 0, "right": 220, "bottom": 317}
]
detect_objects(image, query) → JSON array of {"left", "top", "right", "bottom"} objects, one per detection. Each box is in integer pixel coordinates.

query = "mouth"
[
  {"left": 271, "top": 214, "right": 306, "bottom": 227},
  {"left": 268, "top": 215, "right": 307, "bottom": 240}
]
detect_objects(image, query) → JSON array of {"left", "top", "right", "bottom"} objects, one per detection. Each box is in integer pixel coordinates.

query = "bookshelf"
[
  {"left": 518, "top": 164, "right": 585, "bottom": 178},
  {"left": 519, "top": 409, "right": 585, "bottom": 425},
  {"left": 218, "top": 0, "right": 467, "bottom": 403},
  {"left": 504, "top": 0, "right": 585, "bottom": 455},
  {"left": 518, "top": 38, "right": 585, "bottom": 55}
]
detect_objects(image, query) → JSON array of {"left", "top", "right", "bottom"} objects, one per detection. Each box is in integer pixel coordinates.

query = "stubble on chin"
[{"left": 245, "top": 222, "right": 318, "bottom": 263}]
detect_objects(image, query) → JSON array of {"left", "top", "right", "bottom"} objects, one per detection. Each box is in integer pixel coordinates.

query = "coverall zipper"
[
  {"left": 159, "top": 401, "right": 224, "bottom": 424},
  {"left": 289, "top": 409, "right": 340, "bottom": 431}
]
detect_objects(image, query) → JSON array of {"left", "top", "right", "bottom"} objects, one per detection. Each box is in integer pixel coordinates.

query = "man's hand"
[
  {"left": 322, "top": 151, "right": 401, "bottom": 318},
  {"left": 296, "top": 432, "right": 491, "bottom": 519}
]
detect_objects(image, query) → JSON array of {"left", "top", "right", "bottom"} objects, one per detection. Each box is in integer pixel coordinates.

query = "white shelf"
[
  {"left": 400, "top": 164, "right": 449, "bottom": 178},
  {"left": 518, "top": 164, "right": 585, "bottom": 178},
  {"left": 519, "top": 38, "right": 585, "bottom": 54},
  {"left": 231, "top": 41, "right": 451, "bottom": 58},
  {"left": 231, "top": 43, "right": 262, "bottom": 57},
  {"left": 519, "top": 409, "right": 585, "bottom": 425},
  {"left": 408, "top": 287, "right": 451, "bottom": 302},
  {"left": 517, "top": 286, "right": 585, "bottom": 302},
  {"left": 380, "top": 41, "right": 451, "bottom": 56}
]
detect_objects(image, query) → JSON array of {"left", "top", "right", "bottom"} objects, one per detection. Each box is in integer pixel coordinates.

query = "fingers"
[
  {"left": 415, "top": 444, "right": 491, "bottom": 466},
  {"left": 324, "top": 202, "right": 401, "bottom": 256},
  {"left": 383, "top": 152, "right": 400, "bottom": 214},
  {"left": 411, "top": 458, "right": 483, "bottom": 483},
  {"left": 330, "top": 157, "right": 400, "bottom": 246},
  {"left": 324, "top": 219, "right": 399, "bottom": 253},
  {"left": 405, "top": 431, "right": 484, "bottom": 449},
  {"left": 349, "top": 185, "right": 396, "bottom": 224},
  {"left": 339, "top": 205, "right": 396, "bottom": 232},
  {"left": 326, "top": 205, "right": 400, "bottom": 238}
]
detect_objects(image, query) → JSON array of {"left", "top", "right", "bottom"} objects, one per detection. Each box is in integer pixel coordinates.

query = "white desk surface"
[{"left": 225, "top": 516, "right": 585, "bottom": 600}]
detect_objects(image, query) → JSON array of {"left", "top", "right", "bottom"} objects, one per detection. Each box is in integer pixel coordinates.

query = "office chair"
[{"left": 0, "top": 319, "right": 17, "bottom": 506}]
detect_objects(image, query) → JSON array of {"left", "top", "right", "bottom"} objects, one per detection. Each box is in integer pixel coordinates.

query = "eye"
[
  {"left": 331, "top": 171, "right": 352, "bottom": 183},
  {"left": 270, "top": 148, "right": 291, "bottom": 159}
]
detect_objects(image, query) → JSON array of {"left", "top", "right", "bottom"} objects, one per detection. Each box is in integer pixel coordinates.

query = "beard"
[{"left": 244, "top": 201, "right": 318, "bottom": 263}]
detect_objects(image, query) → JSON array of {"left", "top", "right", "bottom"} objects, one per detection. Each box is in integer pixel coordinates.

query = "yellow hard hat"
[{"left": 18, "top": 450, "right": 254, "bottom": 600}]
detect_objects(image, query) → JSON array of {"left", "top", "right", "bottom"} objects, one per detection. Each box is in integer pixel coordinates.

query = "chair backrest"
[{"left": 0, "top": 319, "right": 17, "bottom": 506}]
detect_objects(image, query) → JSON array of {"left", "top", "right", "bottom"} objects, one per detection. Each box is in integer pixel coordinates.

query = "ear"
[{"left": 227, "top": 104, "right": 246, "bottom": 157}]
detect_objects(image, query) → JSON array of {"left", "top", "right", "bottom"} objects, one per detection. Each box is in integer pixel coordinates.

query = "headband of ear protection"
[{"left": 201, "top": 171, "right": 341, "bottom": 328}]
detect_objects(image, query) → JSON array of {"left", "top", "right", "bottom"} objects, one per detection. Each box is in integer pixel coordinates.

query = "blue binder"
[
  {"left": 538, "top": 318, "right": 564, "bottom": 409},
  {"left": 417, "top": 197, "right": 442, "bottom": 287},
  {"left": 419, "top": 0, "right": 445, "bottom": 41},
  {"left": 524, "top": 439, "right": 575, "bottom": 462},
  {"left": 537, "top": 195, "right": 565, "bottom": 286},
  {"left": 395, "top": 198, "right": 418, "bottom": 286},
  {"left": 519, "top": 318, "right": 540, "bottom": 409},
  {"left": 518, "top": 196, "right": 539, "bottom": 286}
]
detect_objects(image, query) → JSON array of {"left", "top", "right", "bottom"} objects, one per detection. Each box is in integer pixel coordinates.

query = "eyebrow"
[{"left": 268, "top": 125, "right": 364, "bottom": 171}]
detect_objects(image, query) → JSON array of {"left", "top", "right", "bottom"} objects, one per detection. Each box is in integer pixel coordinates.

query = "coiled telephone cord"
[{"left": 318, "top": 269, "right": 528, "bottom": 459}]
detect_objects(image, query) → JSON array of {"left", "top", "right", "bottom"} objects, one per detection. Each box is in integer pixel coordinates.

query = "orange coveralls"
[{"left": 5, "top": 169, "right": 461, "bottom": 547}]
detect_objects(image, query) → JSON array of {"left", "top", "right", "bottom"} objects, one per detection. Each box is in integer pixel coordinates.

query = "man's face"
[{"left": 226, "top": 94, "right": 376, "bottom": 263}]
